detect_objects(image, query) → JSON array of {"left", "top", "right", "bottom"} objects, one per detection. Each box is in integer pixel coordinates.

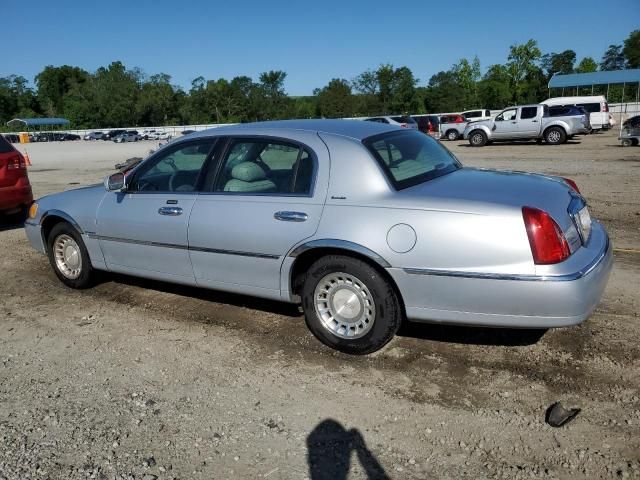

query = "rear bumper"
[
  {"left": 0, "top": 184, "right": 32, "bottom": 211},
  {"left": 389, "top": 223, "right": 613, "bottom": 328}
]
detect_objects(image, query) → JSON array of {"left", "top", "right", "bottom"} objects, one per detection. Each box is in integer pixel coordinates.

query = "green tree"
[
  {"left": 600, "top": 44, "right": 625, "bottom": 71},
  {"left": 478, "top": 64, "right": 512, "bottom": 109},
  {"left": 136, "top": 73, "right": 181, "bottom": 125},
  {"left": 390, "top": 66, "right": 418, "bottom": 113},
  {"left": 506, "top": 40, "right": 542, "bottom": 103},
  {"left": 540, "top": 50, "right": 576, "bottom": 78},
  {"left": 575, "top": 57, "right": 598, "bottom": 73},
  {"left": 35, "top": 65, "right": 89, "bottom": 116},
  {"left": 423, "top": 70, "right": 466, "bottom": 112},
  {"left": 452, "top": 56, "right": 481, "bottom": 107},
  {"left": 623, "top": 30, "right": 640, "bottom": 68},
  {"left": 92, "top": 61, "right": 139, "bottom": 127},
  {"left": 314, "top": 78, "right": 354, "bottom": 118}
]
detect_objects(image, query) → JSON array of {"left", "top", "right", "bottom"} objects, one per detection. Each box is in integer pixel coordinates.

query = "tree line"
[{"left": 1, "top": 30, "right": 638, "bottom": 130}]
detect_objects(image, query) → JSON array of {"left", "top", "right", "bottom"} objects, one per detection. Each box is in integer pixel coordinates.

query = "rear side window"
[
  {"left": 213, "top": 140, "right": 314, "bottom": 195},
  {"left": 520, "top": 107, "right": 538, "bottom": 119},
  {"left": 465, "top": 111, "right": 481, "bottom": 118},
  {"left": 364, "top": 130, "right": 461, "bottom": 190},
  {"left": 577, "top": 103, "right": 600, "bottom": 113},
  {"left": 0, "top": 135, "right": 15, "bottom": 154}
]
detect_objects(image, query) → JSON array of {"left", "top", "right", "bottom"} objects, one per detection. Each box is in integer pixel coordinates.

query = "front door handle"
[
  {"left": 158, "top": 206, "right": 183, "bottom": 216},
  {"left": 274, "top": 211, "right": 308, "bottom": 222},
  {"left": 531, "top": 120, "right": 538, "bottom": 123}
]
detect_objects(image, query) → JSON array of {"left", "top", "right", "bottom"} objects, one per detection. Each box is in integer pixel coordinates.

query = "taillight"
[
  {"left": 562, "top": 178, "right": 580, "bottom": 193},
  {"left": 522, "top": 207, "right": 570, "bottom": 265},
  {"left": 6, "top": 153, "right": 25, "bottom": 170},
  {"left": 601, "top": 102, "right": 609, "bottom": 112},
  {"left": 400, "top": 124, "right": 407, "bottom": 128}
]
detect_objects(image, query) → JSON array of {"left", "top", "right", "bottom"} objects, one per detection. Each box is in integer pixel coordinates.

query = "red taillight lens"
[
  {"left": 400, "top": 123, "right": 407, "bottom": 128},
  {"left": 522, "top": 207, "right": 570, "bottom": 265},
  {"left": 601, "top": 102, "right": 609, "bottom": 112},
  {"left": 562, "top": 177, "right": 580, "bottom": 193}
]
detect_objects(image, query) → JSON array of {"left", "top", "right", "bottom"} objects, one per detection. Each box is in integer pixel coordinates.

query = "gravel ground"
[{"left": 1, "top": 132, "right": 639, "bottom": 480}]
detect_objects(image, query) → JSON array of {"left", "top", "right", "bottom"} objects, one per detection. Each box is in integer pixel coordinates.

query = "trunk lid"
[{"left": 396, "top": 167, "right": 582, "bottom": 250}]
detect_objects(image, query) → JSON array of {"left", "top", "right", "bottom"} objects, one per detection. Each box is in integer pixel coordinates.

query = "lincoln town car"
[{"left": 24, "top": 120, "right": 613, "bottom": 354}]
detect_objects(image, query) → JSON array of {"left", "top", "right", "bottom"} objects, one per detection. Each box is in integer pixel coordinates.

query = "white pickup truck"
[{"left": 462, "top": 104, "right": 589, "bottom": 147}]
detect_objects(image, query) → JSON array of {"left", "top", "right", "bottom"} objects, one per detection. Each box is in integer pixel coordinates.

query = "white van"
[{"left": 541, "top": 96, "right": 610, "bottom": 131}]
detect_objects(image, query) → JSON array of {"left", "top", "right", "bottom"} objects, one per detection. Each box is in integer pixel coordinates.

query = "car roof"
[{"left": 189, "top": 119, "right": 400, "bottom": 142}]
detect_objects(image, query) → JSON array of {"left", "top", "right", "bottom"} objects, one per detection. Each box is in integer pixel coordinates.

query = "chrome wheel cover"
[
  {"left": 53, "top": 234, "right": 82, "bottom": 279},
  {"left": 448, "top": 131, "right": 457, "bottom": 140},
  {"left": 314, "top": 272, "right": 375, "bottom": 339},
  {"left": 471, "top": 133, "right": 483, "bottom": 145}
]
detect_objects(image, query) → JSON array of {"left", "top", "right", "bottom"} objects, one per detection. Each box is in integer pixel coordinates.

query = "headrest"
[{"left": 231, "top": 162, "right": 267, "bottom": 182}]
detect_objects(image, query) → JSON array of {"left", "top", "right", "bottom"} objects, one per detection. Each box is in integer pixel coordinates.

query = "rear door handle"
[
  {"left": 531, "top": 120, "right": 538, "bottom": 123},
  {"left": 274, "top": 211, "right": 308, "bottom": 222},
  {"left": 158, "top": 206, "right": 183, "bottom": 216}
]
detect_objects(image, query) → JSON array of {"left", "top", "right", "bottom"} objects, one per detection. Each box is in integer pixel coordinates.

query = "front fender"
[{"left": 464, "top": 124, "right": 492, "bottom": 139}]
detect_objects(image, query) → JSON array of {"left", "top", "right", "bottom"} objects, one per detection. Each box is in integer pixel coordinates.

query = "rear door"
[
  {"left": 95, "top": 138, "right": 217, "bottom": 281},
  {"left": 517, "top": 106, "right": 541, "bottom": 137},
  {"left": 188, "top": 132, "right": 330, "bottom": 297}
]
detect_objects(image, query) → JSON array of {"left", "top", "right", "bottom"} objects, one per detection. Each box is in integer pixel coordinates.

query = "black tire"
[
  {"left": 46, "top": 222, "right": 94, "bottom": 289},
  {"left": 446, "top": 129, "right": 459, "bottom": 141},
  {"left": 632, "top": 139, "right": 639, "bottom": 146},
  {"left": 544, "top": 126, "right": 566, "bottom": 145},
  {"left": 468, "top": 130, "right": 487, "bottom": 147},
  {"left": 301, "top": 255, "right": 402, "bottom": 355}
]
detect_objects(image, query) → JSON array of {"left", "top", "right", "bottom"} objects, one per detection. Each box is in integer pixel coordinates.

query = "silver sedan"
[{"left": 24, "top": 120, "right": 612, "bottom": 354}]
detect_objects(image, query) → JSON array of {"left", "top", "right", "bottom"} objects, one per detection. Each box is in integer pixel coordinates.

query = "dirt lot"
[{"left": 1, "top": 132, "right": 639, "bottom": 480}]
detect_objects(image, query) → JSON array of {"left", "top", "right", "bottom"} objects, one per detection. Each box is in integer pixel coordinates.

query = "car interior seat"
[{"left": 223, "top": 161, "right": 277, "bottom": 193}]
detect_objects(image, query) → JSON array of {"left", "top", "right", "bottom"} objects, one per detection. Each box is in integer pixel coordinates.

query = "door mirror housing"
[{"left": 104, "top": 172, "right": 126, "bottom": 192}]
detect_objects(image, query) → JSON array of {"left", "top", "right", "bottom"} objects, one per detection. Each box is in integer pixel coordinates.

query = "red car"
[{"left": 0, "top": 135, "right": 33, "bottom": 219}]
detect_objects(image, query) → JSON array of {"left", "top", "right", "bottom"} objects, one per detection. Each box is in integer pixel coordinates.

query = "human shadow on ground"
[{"left": 307, "top": 419, "right": 390, "bottom": 480}]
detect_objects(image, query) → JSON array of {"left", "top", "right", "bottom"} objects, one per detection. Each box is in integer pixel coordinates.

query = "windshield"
[{"left": 364, "top": 130, "right": 461, "bottom": 190}]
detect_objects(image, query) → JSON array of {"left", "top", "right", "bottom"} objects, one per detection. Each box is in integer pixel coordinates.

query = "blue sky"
[{"left": 3, "top": 0, "right": 638, "bottom": 95}]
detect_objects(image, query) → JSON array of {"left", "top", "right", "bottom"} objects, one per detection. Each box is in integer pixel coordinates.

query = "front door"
[
  {"left": 492, "top": 108, "right": 519, "bottom": 139},
  {"left": 188, "top": 133, "right": 329, "bottom": 298},
  {"left": 95, "top": 138, "right": 217, "bottom": 282}
]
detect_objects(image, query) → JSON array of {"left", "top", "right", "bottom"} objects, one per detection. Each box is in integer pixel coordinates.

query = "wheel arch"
[
  {"left": 40, "top": 210, "right": 84, "bottom": 251},
  {"left": 286, "top": 240, "right": 406, "bottom": 317}
]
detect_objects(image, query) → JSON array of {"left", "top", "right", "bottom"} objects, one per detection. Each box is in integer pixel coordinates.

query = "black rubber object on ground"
[{"left": 545, "top": 402, "right": 581, "bottom": 427}]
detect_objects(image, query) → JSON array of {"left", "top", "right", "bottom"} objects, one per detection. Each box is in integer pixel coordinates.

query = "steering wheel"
[
  {"left": 168, "top": 172, "right": 194, "bottom": 192},
  {"left": 138, "top": 181, "right": 158, "bottom": 191}
]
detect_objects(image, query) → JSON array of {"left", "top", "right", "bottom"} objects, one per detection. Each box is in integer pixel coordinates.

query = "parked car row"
[
  {"left": 29, "top": 132, "right": 81, "bottom": 142},
  {"left": 83, "top": 129, "right": 173, "bottom": 142}
]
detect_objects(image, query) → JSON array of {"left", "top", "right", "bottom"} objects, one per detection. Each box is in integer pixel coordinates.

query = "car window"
[
  {"left": 0, "top": 135, "right": 14, "bottom": 153},
  {"left": 577, "top": 103, "right": 600, "bottom": 113},
  {"left": 496, "top": 109, "right": 517, "bottom": 121},
  {"left": 129, "top": 140, "right": 216, "bottom": 192},
  {"left": 466, "top": 111, "right": 481, "bottom": 118},
  {"left": 520, "top": 107, "right": 538, "bottom": 119},
  {"left": 212, "top": 139, "right": 314, "bottom": 195},
  {"left": 365, "top": 130, "right": 461, "bottom": 190}
]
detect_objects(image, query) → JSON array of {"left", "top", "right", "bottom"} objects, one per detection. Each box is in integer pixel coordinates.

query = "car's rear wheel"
[
  {"left": 301, "top": 255, "right": 402, "bottom": 355},
  {"left": 47, "top": 222, "right": 94, "bottom": 289},
  {"left": 544, "top": 127, "right": 566, "bottom": 145},
  {"left": 446, "top": 129, "right": 459, "bottom": 141},
  {"left": 469, "top": 130, "right": 487, "bottom": 147}
]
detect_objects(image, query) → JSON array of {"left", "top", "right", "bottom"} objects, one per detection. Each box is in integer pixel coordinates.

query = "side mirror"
[{"left": 104, "top": 172, "right": 126, "bottom": 192}]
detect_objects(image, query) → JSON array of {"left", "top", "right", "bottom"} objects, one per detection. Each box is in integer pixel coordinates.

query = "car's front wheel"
[
  {"left": 301, "top": 255, "right": 402, "bottom": 355},
  {"left": 446, "top": 129, "right": 459, "bottom": 141},
  {"left": 47, "top": 222, "right": 94, "bottom": 289}
]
